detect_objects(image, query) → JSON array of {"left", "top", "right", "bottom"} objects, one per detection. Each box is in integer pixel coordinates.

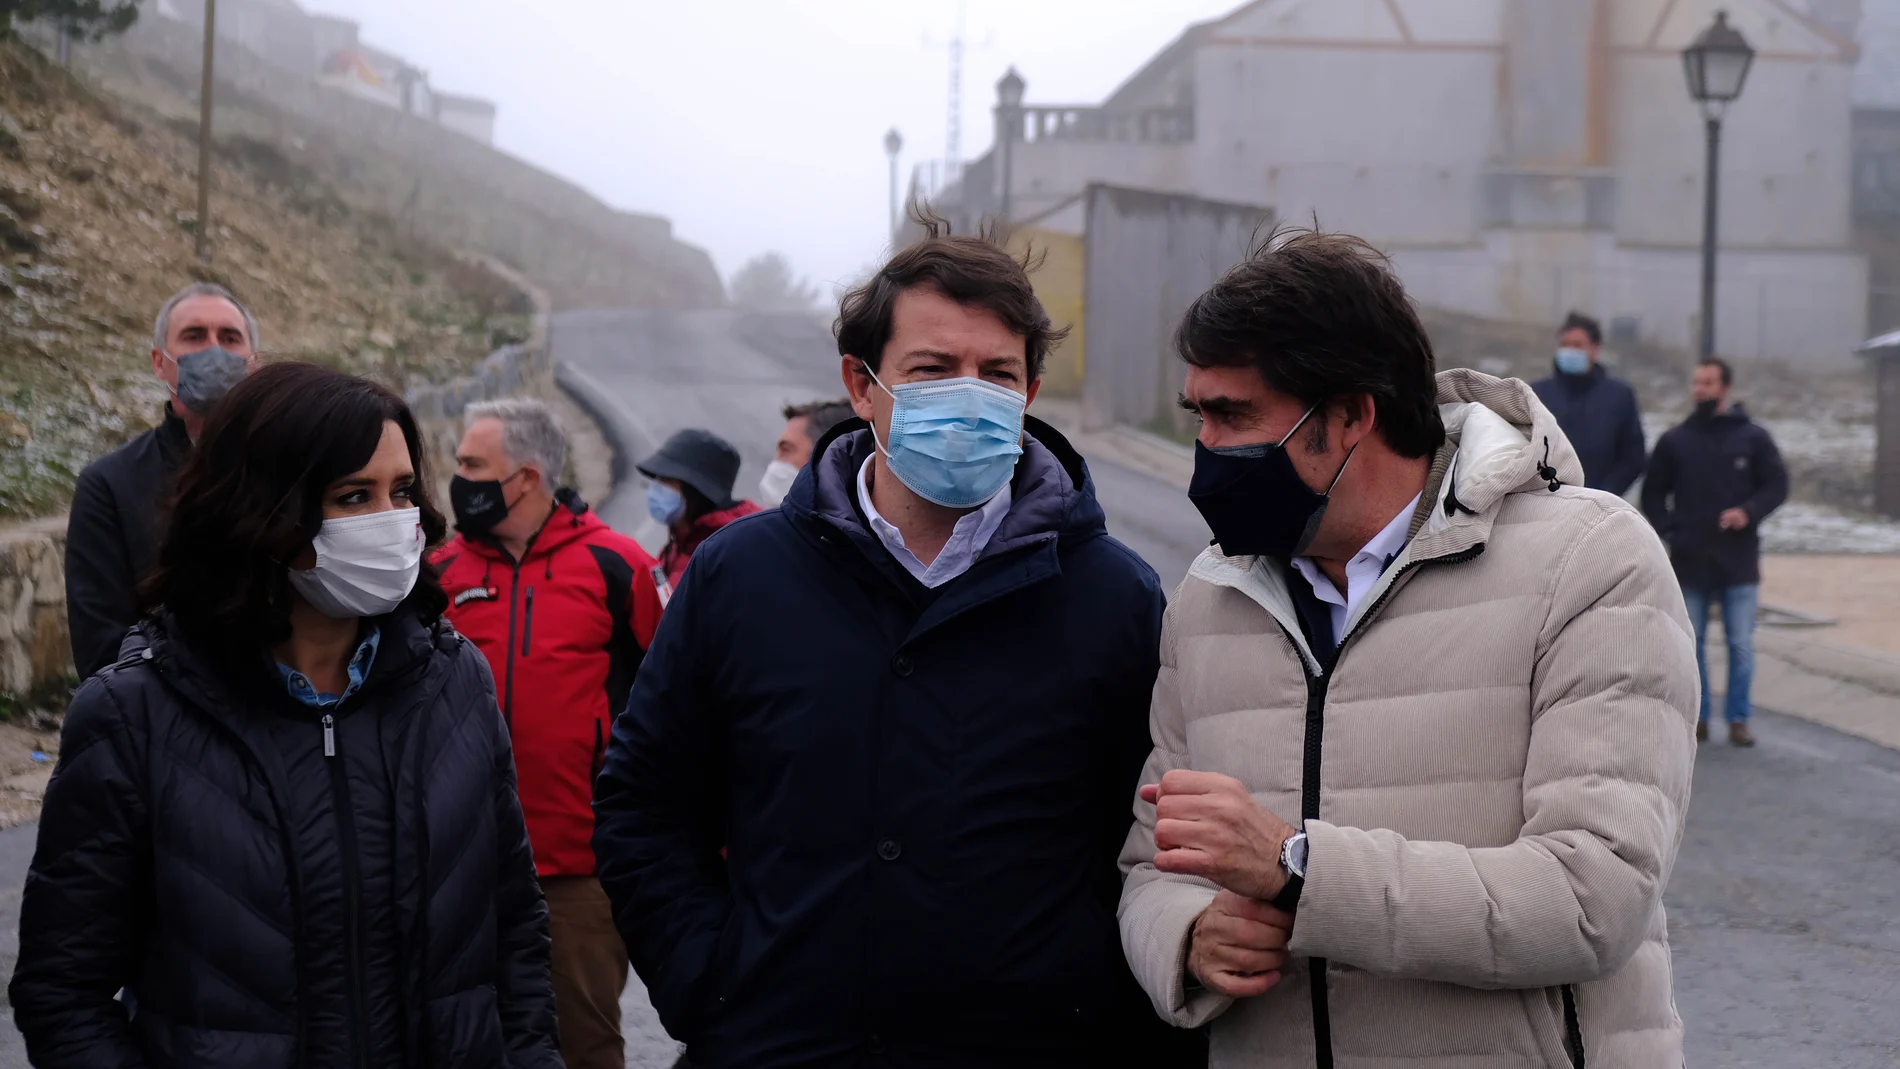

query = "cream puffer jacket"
[{"left": 1120, "top": 370, "right": 1698, "bottom": 1068}]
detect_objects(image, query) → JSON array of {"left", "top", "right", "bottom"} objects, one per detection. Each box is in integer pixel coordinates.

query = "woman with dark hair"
[{"left": 9, "top": 362, "right": 563, "bottom": 1069}]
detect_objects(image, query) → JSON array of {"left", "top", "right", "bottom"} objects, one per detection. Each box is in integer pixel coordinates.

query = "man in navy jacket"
[
  {"left": 1642, "top": 357, "right": 1788, "bottom": 747},
  {"left": 1531, "top": 312, "right": 1647, "bottom": 495},
  {"left": 593, "top": 215, "right": 1200, "bottom": 1067}
]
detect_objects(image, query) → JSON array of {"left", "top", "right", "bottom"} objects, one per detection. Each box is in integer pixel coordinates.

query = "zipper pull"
[{"left": 322, "top": 713, "right": 336, "bottom": 758}]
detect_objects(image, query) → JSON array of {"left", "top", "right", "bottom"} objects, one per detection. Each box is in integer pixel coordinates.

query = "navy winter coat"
[
  {"left": 1531, "top": 364, "right": 1647, "bottom": 495},
  {"left": 8, "top": 611, "right": 562, "bottom": 1069},
  {"left": 592, "top": 418, "right": 1203, "bottom": 1068},
  {"left": 1641, "top": 403, "right": 1789, "bottom": 588}
]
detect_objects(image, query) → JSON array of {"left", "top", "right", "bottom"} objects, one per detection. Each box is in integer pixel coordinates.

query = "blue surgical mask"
[
  {"left": 864, "top": 364, "right": 1027, "bottom": 509},
  {"left": 646, "top": 481, "right": 685, "bottom": 526},
  {"left": 1554, "top": 347, "right": 1591, "bottom": 376}
]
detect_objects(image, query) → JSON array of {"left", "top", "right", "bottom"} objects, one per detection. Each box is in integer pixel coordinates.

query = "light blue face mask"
[
  {"left": 864, "top": 364, "right": 1028, "bottom": 509},
  {"left": 1555, "top": 347, "right": 1591, "bottom": 376},
  {"left": 646, "top": 481, "right": 685, "bottom": 526}
]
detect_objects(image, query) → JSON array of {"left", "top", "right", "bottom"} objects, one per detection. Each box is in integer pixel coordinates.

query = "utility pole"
[
  {"left": 924, "top": 3, "right": 989, "bottom": 207},
  {"left": 195, "top": 0, "right": 217, "bottom": 263}
]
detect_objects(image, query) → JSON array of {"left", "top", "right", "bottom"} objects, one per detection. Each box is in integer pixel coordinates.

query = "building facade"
[{"left": 936, "top": 0, "right": 1869, "bottom": 365}]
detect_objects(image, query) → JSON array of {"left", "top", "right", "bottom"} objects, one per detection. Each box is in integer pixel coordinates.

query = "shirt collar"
[
  {"left": 1290, "top": 492, "right": 1421, "bottom": 610},
  {"left": 278, "top": 625, "right": 382, "bottom": 709},
  {"left": 856, "top": 457, "right": 1012, "bottom": 589}
]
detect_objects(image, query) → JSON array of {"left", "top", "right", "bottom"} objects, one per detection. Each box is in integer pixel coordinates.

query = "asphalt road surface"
[{"left": 0, "top": 309, "right": 1891, "bottom": 1067}]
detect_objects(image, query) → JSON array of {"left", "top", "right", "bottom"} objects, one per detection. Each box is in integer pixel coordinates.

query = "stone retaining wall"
[{"left": 0, "top": 519, "right": 72, "bottom": 706}]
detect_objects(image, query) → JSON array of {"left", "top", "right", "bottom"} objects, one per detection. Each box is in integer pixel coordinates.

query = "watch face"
[{"left": 1286, "top": 833, "right": 1309, "bottom": 877}]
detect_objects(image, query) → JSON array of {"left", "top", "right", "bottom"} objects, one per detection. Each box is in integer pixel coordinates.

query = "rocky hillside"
[{"left": 0, "top": 39, "right": 529, "bottom": 520}]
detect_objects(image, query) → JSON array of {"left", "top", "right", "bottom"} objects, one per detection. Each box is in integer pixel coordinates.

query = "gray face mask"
[{"left": 165, "top": 346, "right": 250, "bottom": 414}]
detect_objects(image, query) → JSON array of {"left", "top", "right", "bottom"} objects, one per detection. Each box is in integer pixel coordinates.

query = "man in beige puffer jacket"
[{"left": 1119, "top": 232, "right": 1698, "bottom": 1068}]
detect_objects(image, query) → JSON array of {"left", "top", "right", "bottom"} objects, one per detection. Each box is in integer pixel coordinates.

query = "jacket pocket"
[{"left": 427, "top": 984, "right": 506, "bottom": 1069}]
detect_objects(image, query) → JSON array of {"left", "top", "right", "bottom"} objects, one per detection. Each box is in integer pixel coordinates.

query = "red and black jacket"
[{"left": 434, "top": 499, "right": 664, "bottom": 877}]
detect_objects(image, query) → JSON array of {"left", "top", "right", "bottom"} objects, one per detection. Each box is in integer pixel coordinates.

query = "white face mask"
[
  {"left": 287, "top": 508, "right": 425, "bottom": 620},
  {"left": 757, "top": 460, "right": 800, "bottom": 508}
]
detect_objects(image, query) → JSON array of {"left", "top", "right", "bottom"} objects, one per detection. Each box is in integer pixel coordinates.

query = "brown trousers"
[{"left": 543, "top": 875, "right": 630, "bottom": 1069}]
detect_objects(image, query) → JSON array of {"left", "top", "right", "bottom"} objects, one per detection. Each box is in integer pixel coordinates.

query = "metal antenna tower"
[{"left": 925, "top": 3, "right": 990, "bottom": 194}]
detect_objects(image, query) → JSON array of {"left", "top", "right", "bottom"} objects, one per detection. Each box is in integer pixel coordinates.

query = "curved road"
[{"left": 0, "top": 311, "right": 1890, "bottom": 1067}]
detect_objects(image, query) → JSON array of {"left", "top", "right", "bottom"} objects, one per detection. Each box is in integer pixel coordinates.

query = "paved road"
[{"left": 0, "top": 310, "right": 1891, "bottom": 1067}]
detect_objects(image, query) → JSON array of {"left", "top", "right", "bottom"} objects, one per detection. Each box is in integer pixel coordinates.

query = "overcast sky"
[{"left": 303, "top": 0, "right": 1239, "bottom": 299}]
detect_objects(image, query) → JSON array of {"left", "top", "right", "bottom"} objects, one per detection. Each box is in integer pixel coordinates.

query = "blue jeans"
[{"left": 1681, "top": 584, "right": 1758, "bottom": 724}]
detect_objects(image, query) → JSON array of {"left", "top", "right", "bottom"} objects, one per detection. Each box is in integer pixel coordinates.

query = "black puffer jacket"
[{"left": 8, "top": 611, "right": 562, "bottom": 1069}]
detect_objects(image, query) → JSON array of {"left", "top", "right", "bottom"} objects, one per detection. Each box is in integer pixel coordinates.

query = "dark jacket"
[
  {"left": 1641, "top": 403, "right": 1789, "bottom": 588},
  {"left": 436, "top": 500, "right": 666, "bottom": 878},
  {"left": 592, "top": 418, "right": 1201, "bottom": 1068},
  {"left": 8, "top": 610, "right": 562, "bottom": 1069},
  {"left": 1531, "top": 364, "right": 1647, "bottom": 495},
  {"left": 65, "top": 408, "right": 192, "bottom": 679}
]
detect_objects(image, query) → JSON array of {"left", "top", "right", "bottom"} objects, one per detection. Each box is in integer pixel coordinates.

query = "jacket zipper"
[
  {"left": 591, "top": 718, "right": 605, "bottom": 783},
  {"left": 321, "top": 712, "right": 372, "bottom": 1069},
  {"left": 521, "top": 587, "right": 535, "bottom": 657},
  {"left": 502, "top": 560, "right": 523, "bottom": 726},
  {"left": 1292, "top": 543, "right": 1488, "bottom": 1069},
  {"left": 1562, "top": 984, "right": 1586, "bottom": 1067}
]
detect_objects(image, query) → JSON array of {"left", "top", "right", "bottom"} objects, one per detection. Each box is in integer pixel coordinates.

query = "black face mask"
[
  {"left": 451, "top": 471, "right": 522, "bottom": 537},
  {"left": 1693, "top": 399, "right": 1720, "bottom": 419},
  {"left": 1188, "top": 405, "right": 1356, "bottom": 559}
]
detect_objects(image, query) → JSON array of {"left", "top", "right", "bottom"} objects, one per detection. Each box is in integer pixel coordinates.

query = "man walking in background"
[
  {"left": 757, "top": 398, "right": 856, "bottom": 506},
  {"left": 1643, "top": 358, "right": 1789, "bottom": 747},
  {"left": 64, "top": 282, "right": 259, "bottom": 677},
  {"left": 1531, "top": 311, "right": 1646, "bottom": 496},
  {"left": 436, "top": 398, "right": 667, "bottom": 1069}
]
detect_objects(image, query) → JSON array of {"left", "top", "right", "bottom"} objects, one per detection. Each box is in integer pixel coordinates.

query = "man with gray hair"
[
  {"left": 434, "top": 397, "right": 666, "bottom": 1069},
  {"left": 65, "top": 281, "right": 261, "bottom": 676}
]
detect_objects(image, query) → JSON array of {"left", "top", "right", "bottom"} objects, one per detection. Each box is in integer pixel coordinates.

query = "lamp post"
[
  {"left": 884, "top": 127, "right": 903, "bottom": 238},
  {"left": 1682, "top": 10, "right": 1755, "bottom": 360},
  {"left": 995, "top": 67, "right": 1025, "bottom": 221},
  {"left": 196, "top": 0, "right": 218, "bottom": 263}
]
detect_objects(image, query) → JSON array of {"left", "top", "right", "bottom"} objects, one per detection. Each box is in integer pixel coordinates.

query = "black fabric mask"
[
  {"left": 451, "top": 471, "right": 521, "bottom": 537},
  {"left": 1693, "top": 399, "right": 1720, "bottom": 419},
  {"left": 1188, "top": 405, "right": 1356, "bottom": 559}
]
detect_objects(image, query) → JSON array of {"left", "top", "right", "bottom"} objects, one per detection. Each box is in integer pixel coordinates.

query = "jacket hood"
[
  {"left": 446, "top": 495, "right": 604, "bottom": 566},
  {"left": 785, "top": 414, "right": 1110, "bottom": 554},
  {"left": 1432, "top": 368, "right": 1585, "bottom": 522},
  {"left": 1688, "top": 401, "right": 1754, "bottom": 428}
]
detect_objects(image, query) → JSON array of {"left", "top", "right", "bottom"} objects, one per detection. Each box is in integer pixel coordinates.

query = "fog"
[{"left": 302, "top": 0, "right": 1237, "bottom": 298}]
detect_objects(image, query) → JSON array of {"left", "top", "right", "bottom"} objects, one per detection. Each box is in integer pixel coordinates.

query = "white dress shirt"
[
  {"left": 857, "top": 458, "right": 1013, "bottom": 589},
  {"left": 1291, "top": 493, "right": 1421, "bottom": 640}
]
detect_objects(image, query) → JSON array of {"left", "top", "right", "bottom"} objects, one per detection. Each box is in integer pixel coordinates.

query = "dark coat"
[
  {"left": 1641, "top": 403, "right": 1789, "bottom": 589},
  {"left": 1531, "top": 365, "right": 1647, "bottom": 495},
  {"left": 8, "top": 611, "right": 562, "bottom": 1069},
  {"left": 65, "top": 408, "right": 192, "bottom": 679},
  {"left": 592, "top": 418, "right": 1202, "bottom": 1068}
]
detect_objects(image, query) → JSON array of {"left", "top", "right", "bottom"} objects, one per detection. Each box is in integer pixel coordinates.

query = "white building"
[{"left": 940, "top": 0, "right": 1868, "bottom": 365}]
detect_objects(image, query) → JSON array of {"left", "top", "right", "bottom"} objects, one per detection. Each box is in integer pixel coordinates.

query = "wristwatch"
[{"left": 1271, "top": 829, "right": 1308, "bottom": 912}]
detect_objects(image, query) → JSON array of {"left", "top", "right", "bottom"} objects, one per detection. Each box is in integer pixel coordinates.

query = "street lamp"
[
  {"left": 995, "top": 67, "right": 1025, "bottom": 220},
  {"left": 884, "top": 127, "right": 903, "bottom": 239},
  {"left": 1683, "top": 10, "right": 1756, "bottom": 360}
]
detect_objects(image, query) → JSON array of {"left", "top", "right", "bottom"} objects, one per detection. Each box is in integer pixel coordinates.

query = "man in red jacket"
[{"left": 435, "top": 398, "right": 664, "bottom": 1069}]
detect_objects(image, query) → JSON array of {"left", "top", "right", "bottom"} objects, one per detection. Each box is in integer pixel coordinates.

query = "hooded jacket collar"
[
  {"left": 451, "top": 495, "right": 602, "bottom": 566},
  {"left": 783, "top": 414, "right": 1110, "bottom": 640},
  {"left": 1187, "top": 369, "right": 1584, "bottom": 672}
]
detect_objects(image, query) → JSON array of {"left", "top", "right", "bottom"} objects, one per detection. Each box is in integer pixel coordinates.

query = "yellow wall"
[{"left": 1009, "top": 227, "right": 1086, "bottom": 397}]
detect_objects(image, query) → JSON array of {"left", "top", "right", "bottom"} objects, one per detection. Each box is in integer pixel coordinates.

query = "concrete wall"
[
  {"left": 1080, "top": 184, "right": 1272, "bottom": 431},
  {"left": 1008, "top": 224, "right": 1087, "bottom": 397}
]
